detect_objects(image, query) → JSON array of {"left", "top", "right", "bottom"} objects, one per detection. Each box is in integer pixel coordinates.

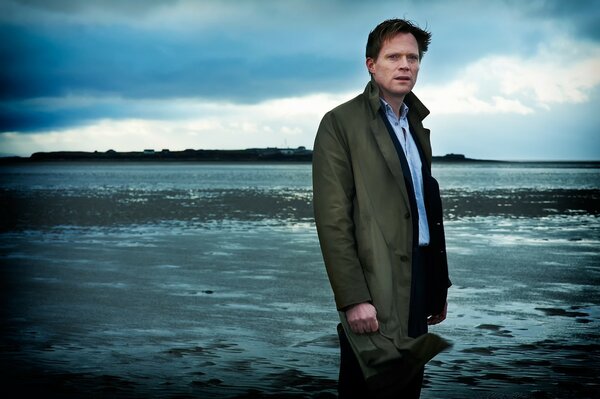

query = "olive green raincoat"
[{"left": 312, "top": 79, "right": 451, "bottom": 389}]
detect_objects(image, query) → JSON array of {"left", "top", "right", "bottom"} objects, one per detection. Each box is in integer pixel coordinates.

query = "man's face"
[{"left": 366, "top": 32, "right": 420, "bottom": 104}]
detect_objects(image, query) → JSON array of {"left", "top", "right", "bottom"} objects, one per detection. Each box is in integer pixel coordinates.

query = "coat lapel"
[
  {"left": 364, "top": 80, "right": 432, "bottom": 214},
  {"left": 369, "top": 115, "right": 412, "bottom": 212},
  {"left": 405, "top": 92, "right": 432, "bottom": 168}
]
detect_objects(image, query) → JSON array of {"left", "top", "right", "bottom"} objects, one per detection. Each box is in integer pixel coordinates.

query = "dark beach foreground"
[{"left": 1, "top": 162, "right": 599, "bottom": 398}]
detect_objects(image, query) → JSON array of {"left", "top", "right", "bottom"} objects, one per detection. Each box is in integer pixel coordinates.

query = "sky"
[{"left": 1, "top": 0, "right": 599, "bottom": 160}]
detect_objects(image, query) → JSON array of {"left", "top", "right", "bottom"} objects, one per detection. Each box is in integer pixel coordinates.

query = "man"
[{"left": 312, "top": 19, "right": 451, "bottom": 398}]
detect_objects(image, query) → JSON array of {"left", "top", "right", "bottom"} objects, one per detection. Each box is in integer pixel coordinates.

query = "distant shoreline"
[{"left": 0, "top": 148, "right": 598, "bottom": 165}]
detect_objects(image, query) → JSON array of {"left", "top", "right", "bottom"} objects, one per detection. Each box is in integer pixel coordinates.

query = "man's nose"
[{"left": 398, "top": 56, "right": 410, "bottom": 69}]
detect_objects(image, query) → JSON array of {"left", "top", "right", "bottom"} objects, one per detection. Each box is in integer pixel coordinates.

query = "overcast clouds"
[{"left": 1, "top": 0, "right": 599, "bottom": 160}]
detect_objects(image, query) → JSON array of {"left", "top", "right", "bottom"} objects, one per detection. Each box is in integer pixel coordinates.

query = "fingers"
[
  {"left": 428, "top": 301, "right": 448, "bottom": 325},
  {"left": 354, "top": 315, "right": 379, "bottom": 334},
  {"left": 346, "top": 302, "right": 379, "bottom": 334},
  {"left": 370, "top": 317, "right": 380, "bottom": 332},
  {"left": 349, "top": 318, "right": 378, "bottom": 334},
  {"left": 427, "top": 313, "right": 445, "bottom": 325}
]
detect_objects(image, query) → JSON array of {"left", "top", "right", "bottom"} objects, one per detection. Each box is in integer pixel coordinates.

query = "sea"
[{"left": 0, "top": 161, "right": 598, "bottom": 399}]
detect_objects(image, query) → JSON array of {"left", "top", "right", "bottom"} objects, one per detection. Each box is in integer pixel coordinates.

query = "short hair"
[{"left": 366, "top": 19, "right": 432, "bottom": 60}]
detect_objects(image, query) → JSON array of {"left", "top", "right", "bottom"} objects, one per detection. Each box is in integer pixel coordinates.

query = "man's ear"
[{"left": 366, "top": 57, "right": 376, "bottom": 74}]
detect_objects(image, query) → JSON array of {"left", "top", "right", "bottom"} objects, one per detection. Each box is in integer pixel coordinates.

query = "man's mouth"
[{"left": 395, "top": 76, "right": 411, "bottom": 81}]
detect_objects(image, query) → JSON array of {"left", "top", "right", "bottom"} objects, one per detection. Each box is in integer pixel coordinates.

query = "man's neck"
[{"left": 381, "top": 95, "right": 406, "bottom": 118}]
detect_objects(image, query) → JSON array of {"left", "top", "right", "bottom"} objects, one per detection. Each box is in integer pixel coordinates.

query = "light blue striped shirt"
[{"left": 381, "top": 99, "right": 430, "bottom": 246}]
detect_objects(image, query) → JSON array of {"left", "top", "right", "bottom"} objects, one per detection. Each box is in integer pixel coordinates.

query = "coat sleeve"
[{"left": 312, "top": 111, "right": 372, "bottom": 311}]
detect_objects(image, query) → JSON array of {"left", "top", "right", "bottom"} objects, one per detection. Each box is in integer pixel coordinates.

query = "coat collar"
[
  {"left": 364, "top": 77, "right": 430, "bottom": 122},
  {"left": 365, "top": 78, "right": 431, "bottom": 214}
]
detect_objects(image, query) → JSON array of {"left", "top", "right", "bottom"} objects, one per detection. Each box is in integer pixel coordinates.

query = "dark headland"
[{"left": 1, "top": 147, "right": 492, "bottom": 163}]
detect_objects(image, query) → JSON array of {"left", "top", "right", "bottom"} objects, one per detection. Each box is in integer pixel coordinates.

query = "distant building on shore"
[{"left": 2, "top": 147, "right": 485, "bottom": 164}]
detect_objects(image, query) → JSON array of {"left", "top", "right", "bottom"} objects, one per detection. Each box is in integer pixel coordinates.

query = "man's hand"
[
  {"left": 427, "top": 301, "right": 448, "bottom": 325},
  {"left": 346, "top": 302, "right": 379, "bottom": 334}
]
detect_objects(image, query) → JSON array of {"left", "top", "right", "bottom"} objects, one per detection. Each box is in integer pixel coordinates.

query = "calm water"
[
  {"left": 1, "top": 161, "right": 598, "bottom": 191},
  {"left": 1, "top": 162, "right": 599, "bottom": 398}
]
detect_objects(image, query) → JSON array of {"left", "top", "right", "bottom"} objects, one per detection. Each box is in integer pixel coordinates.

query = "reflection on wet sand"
[{"left": 1, "top": 163, "right": 598, "bottom": 398}]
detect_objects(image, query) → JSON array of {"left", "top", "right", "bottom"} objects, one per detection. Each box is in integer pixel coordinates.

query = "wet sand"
[
  {"left": 1, "top": 167, "right": 599, "bottom": 398},
  {"left": 1, "top": 187, "right": 598, "bottom": 231}
]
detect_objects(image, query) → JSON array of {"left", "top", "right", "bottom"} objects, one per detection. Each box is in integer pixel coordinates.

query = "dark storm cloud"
[
  {"left": 1, "top": 0, "right": 599, "bottom": 134},
  {"left": 516, "top": 0, "right": 600, "bottom": 40},
  {"left": 1, "top": 22, "right": 356, "bottom": 102},
  {"left": 0, "top": 22, "right": 358, "bottom": 131},
  {"left": 0, "top": 97, "right": 135, "bottom": 133},
  {"left": 0, "top": 0, "right": 370, "bottom": 131},
  {"left": 12, "top": 0, "right": 175, "bottom": 14}
]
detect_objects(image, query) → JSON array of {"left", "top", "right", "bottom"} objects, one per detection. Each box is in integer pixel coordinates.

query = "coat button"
[
  {"left": 400, "top": 255, "right": 409, "bottom": 262},
  {"left": 404, "top": 212, "right": 410, "bottom": 219}
]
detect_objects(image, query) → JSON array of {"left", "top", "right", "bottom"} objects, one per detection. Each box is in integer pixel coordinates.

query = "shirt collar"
[{"left": 380, "top": 98, "right": 409, "bottom": 121}]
